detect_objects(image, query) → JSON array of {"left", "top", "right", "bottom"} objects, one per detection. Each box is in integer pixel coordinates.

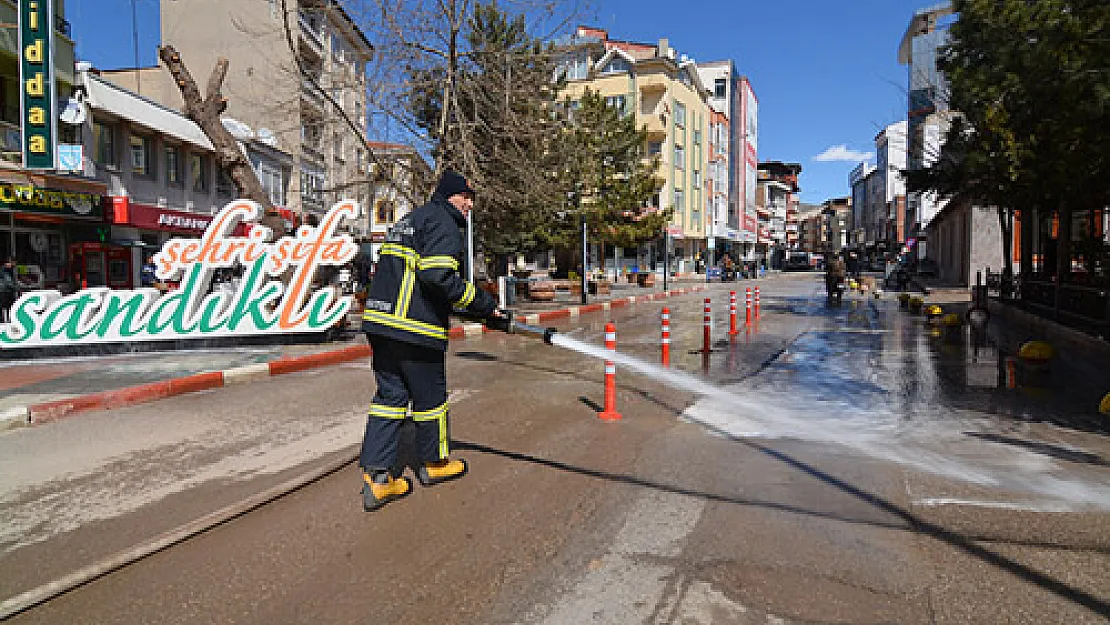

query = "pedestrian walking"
[
  {"left": 358, "top": 170, "right": 508, "bottom": 512},
  {"left": 0, "top": 257, "right": 20, "bottom": 324},
  {"left": 141, "top": 254, "right": 157, "bottom": 288}
]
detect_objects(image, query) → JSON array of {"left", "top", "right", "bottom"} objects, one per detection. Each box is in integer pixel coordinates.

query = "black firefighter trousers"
[{"left": 359, "top": 334, "right": 450, "bottom": 474}]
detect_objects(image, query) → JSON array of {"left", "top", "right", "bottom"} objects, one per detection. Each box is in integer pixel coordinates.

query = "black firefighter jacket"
[{"left": 361, "top": 194, "right": 496, "bottom": 351}]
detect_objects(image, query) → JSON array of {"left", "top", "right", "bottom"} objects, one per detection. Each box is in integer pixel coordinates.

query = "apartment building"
[
  {"left": 875, "top": 120, "right": 908, "bottom": 247},
  {"left": 756, "top": 161, "right": 801, "bottom": 267},
  {"left": 109, "top": 0, "right": 373, "bottom": 231},
  {"left": 849, "top": 161, "right": 875, "bottom": 250},
  {"left": 898, "top": 1, "right": 954, "bottom": 259},
  {"left": 696, "top": 60, "right": 749, "bottom": 262},
  {"left": 558, "top": 26, "right": 711, "bottom": 274},
  {"left": 364, "top": 141, "right": 430, "bottom": 261},
  {"left": 0, "top": 0, "right": 110, "bottom": 289}
]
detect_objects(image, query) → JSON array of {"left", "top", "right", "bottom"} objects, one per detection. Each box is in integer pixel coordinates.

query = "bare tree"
[{"left": 157, "top": 45, "right": 287, "bottom": 237}]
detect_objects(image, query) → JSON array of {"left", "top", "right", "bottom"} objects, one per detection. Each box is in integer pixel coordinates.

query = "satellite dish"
[{"left": 59, "top": 96, "right": 86, "bottom": 125}]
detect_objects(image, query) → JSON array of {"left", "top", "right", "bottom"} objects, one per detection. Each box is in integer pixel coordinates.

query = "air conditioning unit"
[
  {"left": 157, "top": 197, "right": 168, "bottom": 208},
  {"left": 185, "top": 200, "right": 195, "bottom": 210}
]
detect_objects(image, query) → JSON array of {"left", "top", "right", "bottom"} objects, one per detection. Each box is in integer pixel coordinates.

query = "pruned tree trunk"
[{"left": 158, "top": 45, "right": 285, "bottom": 238}]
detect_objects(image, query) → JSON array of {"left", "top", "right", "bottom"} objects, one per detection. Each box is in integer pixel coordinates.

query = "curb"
[{"left": 14, "top": 286, "right": 704, "bottom": 428}]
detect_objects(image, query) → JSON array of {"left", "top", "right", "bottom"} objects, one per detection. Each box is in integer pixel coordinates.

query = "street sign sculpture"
[{"left": 0, "top": 200, "right": 359, "bottom": 348}]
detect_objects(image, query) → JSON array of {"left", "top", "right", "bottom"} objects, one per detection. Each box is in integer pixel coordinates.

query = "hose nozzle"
[{"left": 510, "top": 320, "right": 557, "bottom": 344}]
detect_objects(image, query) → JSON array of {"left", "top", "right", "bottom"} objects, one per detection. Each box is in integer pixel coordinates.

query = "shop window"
[
  {"left": 130, "top": 134, "right": 154, "bottom": 177},
  {"left": 190, "top": 153, "right": 208, "bottom": 192},
  {"left": 165, "top": 145, "right": 183, "bottom": 185},
  {"left": 94, "top": 120, "right": 116, "bottom": 168}
]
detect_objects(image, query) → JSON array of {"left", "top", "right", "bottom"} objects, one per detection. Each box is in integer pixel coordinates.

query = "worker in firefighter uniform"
[{"left": 359, "top": 170, "right": 508, "bottom": 511}]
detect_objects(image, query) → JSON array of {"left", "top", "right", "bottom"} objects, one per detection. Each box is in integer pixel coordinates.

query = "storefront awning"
[{"left": 85, "top": 75, "right": 215, "bottom": 150}]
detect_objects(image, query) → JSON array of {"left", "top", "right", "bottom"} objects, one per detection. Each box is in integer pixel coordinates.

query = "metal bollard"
[{"left": 599, "top": 322, "right": 622, "bottom": 421}]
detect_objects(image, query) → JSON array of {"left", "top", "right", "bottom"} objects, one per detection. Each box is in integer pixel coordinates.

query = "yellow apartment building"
[{"left": 558, "top": 26, "right": 711, "bottom": 274}]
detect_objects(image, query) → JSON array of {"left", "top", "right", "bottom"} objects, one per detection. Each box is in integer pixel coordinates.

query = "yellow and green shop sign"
[{"left": 19, "top": 0, "right": 56, "bottom": 170}]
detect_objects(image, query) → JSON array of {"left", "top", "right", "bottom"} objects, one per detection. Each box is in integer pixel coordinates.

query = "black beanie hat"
[{"left": 434, "top": 170, "right": 475, "bottom": 199}]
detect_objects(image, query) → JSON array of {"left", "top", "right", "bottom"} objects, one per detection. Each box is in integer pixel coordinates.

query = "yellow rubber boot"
[
  {"left": 416, "top": 458, "right": 468, "bottom": 487},
  {"left": 362, "top": 471, "right": 412, "bottom": 511}
]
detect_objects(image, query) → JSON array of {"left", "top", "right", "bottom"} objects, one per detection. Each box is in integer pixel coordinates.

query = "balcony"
[
  {"left": 300, "top": 79, "right": 326, "bottom": 113},
  {"left": 637, "top": 73, "right": 669, "bottom": 95},
  {"left": 298, "top": 11, "right": 325, "bottom": 57}
]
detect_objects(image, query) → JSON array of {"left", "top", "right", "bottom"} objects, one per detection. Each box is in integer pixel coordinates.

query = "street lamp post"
[
  {"left": 663, "top": 228, "right": 670, "bottom": 292},
  {"left": 580, "top": 212, "right": 588, "bottom": 305}
]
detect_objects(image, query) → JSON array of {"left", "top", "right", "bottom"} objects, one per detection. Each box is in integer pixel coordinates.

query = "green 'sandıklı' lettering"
[
  {"left": 305, "top": 289, "right": 350, "bottom": 330},
  {"left": 0, "top": 294, "right": 46, "bottom": 344},
  {"left": 95, "top": 290, "right": 156, "bottom": 339},
  {"left": 195, "top": 292, "right": 234, "bottom": 334},
  {"left": 225, "top": 255, "right": 280, "bottom": 332},
  {"left": 40, "top": 292, "right": 99, "bottom": 341},
  {"left": 145, "top": 265, "right": 204, "bottom": 335}
]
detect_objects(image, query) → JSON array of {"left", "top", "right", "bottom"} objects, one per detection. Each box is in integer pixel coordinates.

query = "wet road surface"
[{"left": 2, "top": 272, "right": 1108, "bottom": 623}]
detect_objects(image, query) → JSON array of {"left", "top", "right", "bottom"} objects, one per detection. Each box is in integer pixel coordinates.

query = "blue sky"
[{"left": 70, "top": 0, "right": 931, "bottom": 204}]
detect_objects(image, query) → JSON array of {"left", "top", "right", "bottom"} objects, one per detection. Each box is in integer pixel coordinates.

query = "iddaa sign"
[{"left": 0, "top": 200, "right": 359, "bottom": 348}]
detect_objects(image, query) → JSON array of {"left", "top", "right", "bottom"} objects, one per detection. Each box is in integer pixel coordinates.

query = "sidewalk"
[{"left": 0, "top": 282, "right": 707, "bottom": 430}]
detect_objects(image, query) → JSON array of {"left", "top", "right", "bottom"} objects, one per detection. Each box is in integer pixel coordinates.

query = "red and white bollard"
[
  {"left": 703, "top": 298, "right": 712, "bottom": 353},
  {"left": 661, "top": 307, "right": 671, "bottom": 367},
  {"left": 599, "top": 322, "right": 622, "bottom": 421},
  {"left": 728, "top": 291, "right": 739, "bottom": 336},
  {"left": 754, "top": 286, "right": 761, "bottom": 319},
  {"left": 745, "top": 287, "right": 752, "bottom": 326}
]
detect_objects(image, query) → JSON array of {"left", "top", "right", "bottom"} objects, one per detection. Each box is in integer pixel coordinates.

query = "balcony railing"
[
  {"left": 298, "top": 12, "right": 325, "bottom": 54},
  {"left": 301, "top": 79, "right": 326, "bottom": 110}
]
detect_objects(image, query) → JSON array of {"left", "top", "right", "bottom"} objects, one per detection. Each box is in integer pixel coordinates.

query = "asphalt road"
[{"left": 2, "top": 273, "right": 1108, "bottom": 624}]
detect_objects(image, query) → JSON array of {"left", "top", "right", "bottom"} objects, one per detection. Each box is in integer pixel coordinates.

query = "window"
[
  {"left": 375, "top": 199, "right": 395, "bottom": 224},
  {"left": 647, "top": 141, "right": 662, "bottom": 157},
  {"left": 560, "top": 53, "right": 590, "bottom": 81},
  {"left": 714, "top": 78, "right": 726, "bottom": 99},
  {"left": 693, "top": 129, "right": 701, "bottom": 145},
  {"left": 601, "top": 57, "right": 630, "bottom": 75},
  {"left": 217, "top": 169, "right": 235, "bottom": 195},
  {"left": 93, "top": 120, "right": 115, "bottom": 167},
  {"left": 674, "top": 188, "right": 685, "bottom": 213},
  {"left": 605, "top": 95, "right": 626, "bottom": 115},
  {"left": 190, "top": 153, "right": 208, "bottom": 192},
  {"left": 129, "top": 134, "right": 154, "bottom": 177},
  {"left": 674, "top": 101, "right": 686, "bottom": 128},
  {"left": 165, "top": 145, "right": 183, "bottom": 185},
  {"left": 257, "top": 162, "right": 285, "bottom": 206},
  {"left": 693, "top": 169, "right": 701, "bottom": 187},
  {"left": 674, "top": 144, "right": 685, "bottom": 169}
]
